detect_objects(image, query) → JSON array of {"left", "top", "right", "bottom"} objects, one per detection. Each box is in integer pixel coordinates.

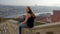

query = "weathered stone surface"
[{"left": 0, "top": 20, "right": 60, "bottom": 34}]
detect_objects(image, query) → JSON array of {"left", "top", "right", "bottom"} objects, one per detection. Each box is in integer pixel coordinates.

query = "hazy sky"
[{"left": 0, "top": 0, "right": 60, "bottom": 6}]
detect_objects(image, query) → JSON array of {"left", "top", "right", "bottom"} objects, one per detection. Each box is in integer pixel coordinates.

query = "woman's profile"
[{"left": 18, "top": 6, "right": 36, "bottom": 34}]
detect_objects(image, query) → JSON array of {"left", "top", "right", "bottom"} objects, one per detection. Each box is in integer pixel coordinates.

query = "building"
[
  {"left": 36, "top": 16, "right": 47, "bottom": 22},
  {"left": 36, "top": 13, "right": 52, "bottom": 23},
  {"left": 51, "top": 10, "right": 60, "bottom": 22},
  {"left": 36, "top": 10, "right": 60, "bottom": 23}
]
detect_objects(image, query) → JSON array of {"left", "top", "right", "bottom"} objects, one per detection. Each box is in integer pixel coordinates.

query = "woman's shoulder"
[{"left": 26, "top": 13, "right": 31, "bottom": 18}]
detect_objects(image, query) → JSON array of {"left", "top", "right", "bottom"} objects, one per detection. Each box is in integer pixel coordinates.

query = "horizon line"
[{"left": 0, "top": 4, "right": 60, "bottom": 7}]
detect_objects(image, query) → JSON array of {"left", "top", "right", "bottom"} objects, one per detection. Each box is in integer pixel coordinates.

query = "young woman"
[{"left": 19, "top": 6, "right": 36, "bottom": 34}]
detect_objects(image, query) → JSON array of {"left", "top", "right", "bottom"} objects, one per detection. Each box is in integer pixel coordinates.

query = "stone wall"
[
  {"left": 19, "top": 22, "right": 60, "bottom": 34},
  {"left": 32, "top": 23, "right": 60, "bottom": 34}
]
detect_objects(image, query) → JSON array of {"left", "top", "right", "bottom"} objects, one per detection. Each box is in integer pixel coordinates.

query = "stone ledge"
[
  {"left": 33, "top": 22, "right": 60, "bottom": 29},
  {"left": 22, "top": 28, "right": 34, "bottom": 34}
]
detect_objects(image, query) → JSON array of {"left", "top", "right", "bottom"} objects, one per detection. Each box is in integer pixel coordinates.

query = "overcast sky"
[{"left": 0, "top": 0, "right": 60, "bottom": 6}]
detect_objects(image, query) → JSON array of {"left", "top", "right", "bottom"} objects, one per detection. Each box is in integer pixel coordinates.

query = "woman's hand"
[{"left": 19, "top": 22, "right": 26, "bottom": 26}]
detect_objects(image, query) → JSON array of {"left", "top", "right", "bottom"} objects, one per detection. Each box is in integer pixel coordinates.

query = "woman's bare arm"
[
  {"left": 15, "top": 16, "right": 22, "bottom": 20},
  {"left": 12, "top": 16, "right": 22, "bottom": 21}
]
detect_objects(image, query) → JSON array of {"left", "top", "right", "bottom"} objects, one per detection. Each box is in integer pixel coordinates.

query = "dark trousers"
[{"left": 19, "top": 24, "right": 28, "bottom": 34}]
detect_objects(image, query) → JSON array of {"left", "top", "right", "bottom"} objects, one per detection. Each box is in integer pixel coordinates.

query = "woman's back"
[{"left": 27, "top": 14, "right": 35, "bottom": 28}]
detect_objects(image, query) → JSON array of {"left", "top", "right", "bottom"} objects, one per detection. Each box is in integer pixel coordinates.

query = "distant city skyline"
[{"left": 0, "top": 0, "right": 60, "bottom": 6}]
